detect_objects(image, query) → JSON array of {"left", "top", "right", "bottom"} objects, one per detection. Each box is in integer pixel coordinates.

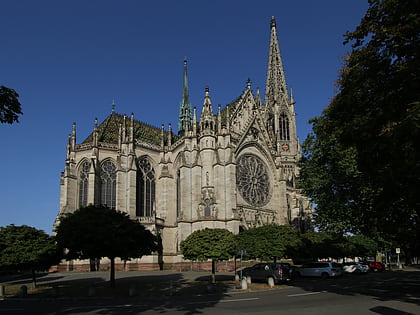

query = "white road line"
[
  {"left": 220, "top": 297, "right": 260, "bottom": 303},
  {"left": 288, "top": 291, "right": 322, "bottom": 297}
]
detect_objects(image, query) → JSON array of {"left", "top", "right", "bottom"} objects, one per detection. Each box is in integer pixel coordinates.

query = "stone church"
[{"left": 54, "top": 17, "right": 312, "bottom": 270}]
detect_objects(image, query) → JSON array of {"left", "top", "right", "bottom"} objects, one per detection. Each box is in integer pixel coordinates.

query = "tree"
[
  {"left": 0, "top": 225, "right": 62, "bottom": 287},
  {"left": 55, "top": 205, "right": 157, "bottom": 288},
  {"left": 235, "top": 225, "right": 302, "bottom": 262},
  {"left": 180, "top": 228, "right": 236, "bottom": 283},
  {"left": 299, "top": 0, "right": 419, "bottom": 260},
  {"left": 0, "top": 86, "right": 23, "bottom": 124}
]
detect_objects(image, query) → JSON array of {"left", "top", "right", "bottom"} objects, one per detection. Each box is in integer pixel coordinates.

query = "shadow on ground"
[{"left": 291, "top": 270, "right": 420, "bottom": 311}]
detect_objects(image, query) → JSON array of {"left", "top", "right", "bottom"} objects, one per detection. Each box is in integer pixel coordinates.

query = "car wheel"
[
  {"left": 354, "top": 269, "right": 361, "bottom": 274},
  {"left": 321, "top": 272, "right": 329, "bottom": 279},
  {"left": 373, "top": 268, "right": 378, "bottom": 272}
]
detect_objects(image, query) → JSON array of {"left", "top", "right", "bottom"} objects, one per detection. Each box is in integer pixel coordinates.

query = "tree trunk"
[
  {"left": 211, "top": 260, "right": 216, "bottom": 283},
  {"left": 31, "top": 268, "right": 37, "bottom": 288},
  {"left": 110, "top": 257, "right": 116, "bottom": 288}
]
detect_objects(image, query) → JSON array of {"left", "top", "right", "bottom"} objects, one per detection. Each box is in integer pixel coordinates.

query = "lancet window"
[
  {"left": 78, "top": 161, "right": 90, "bottom": 208},
  {"left": 279, "top": 113, "right": 290, "bottom": 140},
  {"left": 136, "top": 157, "right": 155, "bottom": 217},
  {"left": 100, "top": 160, "right": 116, "bottom": 208},
  {"left": 176, "top": 170, "right": 181, "bottom": 218}
]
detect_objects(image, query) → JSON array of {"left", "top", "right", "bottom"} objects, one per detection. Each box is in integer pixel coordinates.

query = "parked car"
[
  {"left": 342, "top": 262, "right": 369, "bottom": 274},
  {"left": 363, "top": 261, "right": 385, "bottom": 272},
  {"left": 238, "top": 263, "right": 292, "bottom": 284},
  {"left": 294, "top": 262, "right": 343, "bottom": 279}
]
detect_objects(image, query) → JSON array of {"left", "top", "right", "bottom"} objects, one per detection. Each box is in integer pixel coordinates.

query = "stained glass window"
[
  {"left": 100, "top": 160, "right": 116, "bottom": 208},
  {"left": 236, "top": 154, "right": 271, "bottom": 206},
  {"left": 136, "top": 157, "right": 155, "bottom": 217},
  {"left": 79, "top": 161, "right": 90, "bottom": 207}
]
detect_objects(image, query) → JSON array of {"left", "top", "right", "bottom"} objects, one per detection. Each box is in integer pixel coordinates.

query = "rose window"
[{"left": 236, "top": 154, "right": 271, "bottom": 206}]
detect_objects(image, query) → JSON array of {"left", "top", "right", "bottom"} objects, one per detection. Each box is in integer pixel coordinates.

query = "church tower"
[
  {"left": 178, "top": 59, "right": 193, "bottom": 136},
  {"left": 264, "top": 16, "right": 299, "bottom": 167}
]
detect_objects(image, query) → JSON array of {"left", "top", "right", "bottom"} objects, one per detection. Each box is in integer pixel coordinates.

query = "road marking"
[
  {"left": 288, "top": 292, "right": 322, "bottom": 297},
  {"left": 220, "top": 297, "right": 259, "bottom": 303}
]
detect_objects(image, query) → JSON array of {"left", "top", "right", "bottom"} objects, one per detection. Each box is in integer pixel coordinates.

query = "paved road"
[{"left": 1, "top": 269, "right": 419, "bottom": 314}]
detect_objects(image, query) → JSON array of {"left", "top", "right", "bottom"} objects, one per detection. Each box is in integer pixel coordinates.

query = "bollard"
[
  {"left": 241, "top": 278, "right": 248, "bottom": 290},
  {"left": 246, "top": 276, "right": 252, "bottom": 284},
  {"left": 235, "top": 274, "right": 240, "bottom": 281},
  {"left": 268, "top": 277, "right": 275, "bottom": 288},
  {"left": 18, "top": 285, "right": 28, "bottom": 298}
]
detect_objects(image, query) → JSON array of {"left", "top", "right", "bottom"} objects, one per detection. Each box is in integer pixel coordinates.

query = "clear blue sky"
[{"left": 0, "top": 0, "right": 368, "bottom": 235}]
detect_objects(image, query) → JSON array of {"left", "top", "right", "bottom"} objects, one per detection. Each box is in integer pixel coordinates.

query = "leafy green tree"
[
  {"left": 298, "top": 231, "right": 343, "bottom": 261},
  {"left": 344, "top": 234, "right": 379, "bottom": 258},
  {"left": 0, "top": 225, "right": 62, "bottom": 287},
  {"left": 55, "top": 205, "right": 157, "bottom": 288},
  {"left": 299, "top": 0, "right": 419, "bottom": 260},
  {"left": 0, "top": 86, "right": 23, "bottom": 124},
  {"left": 235, "top": 225, "right": 302, "bottom": 261},
  {"left": 180, "top": 228, "right": 236, "bottom": 283}
]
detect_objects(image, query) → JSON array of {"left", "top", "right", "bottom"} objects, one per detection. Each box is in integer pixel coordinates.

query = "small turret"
[{"left": 200, "top": 86, "right": 215, "bottom": 134}]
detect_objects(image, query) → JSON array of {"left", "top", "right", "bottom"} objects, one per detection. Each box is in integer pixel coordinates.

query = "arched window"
[
  {"left": 279, "top": 113, "right": 290, "bottom": 140},
  {"left": 136, "top": 157, "right": 155, "bottom": 217},
  {"left": 79, "top": 161, "right": 90, "bottom": 208},
  {"left": 176, "top": 169, "right": 181, "bottom": 218},
  {"left": 100, "top": 160, "right": 116, "bottom": 208}
]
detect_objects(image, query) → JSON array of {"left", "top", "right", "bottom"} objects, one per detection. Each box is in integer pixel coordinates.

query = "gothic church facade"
[{"left": 55, "top": 17, "right": 312, "bottom": 268}]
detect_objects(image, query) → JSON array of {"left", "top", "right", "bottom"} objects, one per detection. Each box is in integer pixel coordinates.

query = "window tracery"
[
  {"left": 280, "top": 113, "right": 290, "bottom": 140},
  {"left": 100, "top": 160, "right": 116, "bottom": 208},
  {"left": 136, "top": 157, "right": 155, "bottom": 217},
  {"left": 78, "top": 161, "right": 90, "bottom": 207},
  {"left": 236, "top": 154, "right": 271, "bottom": 206}
]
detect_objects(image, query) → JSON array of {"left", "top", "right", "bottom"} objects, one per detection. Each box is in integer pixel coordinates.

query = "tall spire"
[
  {"left": 178, "top": 58, "right": 193, "bottom": 136},
  {"left": 265, "top": 16, "right": 289, "bottom": 107}
]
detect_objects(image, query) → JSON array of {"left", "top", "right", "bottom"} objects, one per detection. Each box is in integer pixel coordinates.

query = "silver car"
[
  {"left": 342, "top": 262, "right": 369, "bottom": 274},
  {"left": 294, "top": 262, "right": 343, "bottom": 279}
]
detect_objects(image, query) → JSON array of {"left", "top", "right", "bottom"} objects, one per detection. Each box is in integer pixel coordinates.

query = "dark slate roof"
[{"left": 83, "top": 112, "right": 177, "bottom": 146}]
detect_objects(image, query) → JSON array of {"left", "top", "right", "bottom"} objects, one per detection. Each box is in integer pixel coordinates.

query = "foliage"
[
  {"left": 0, "top": 86, "right": 23, "bottom": 124},
  {"left": 344, "top": 234, "right": 379, "bottom": 258},
  {"left": 298, "top": 232, "right": 379, "bottom": 261},
  {"left": 235, "top": 225, "right": 302, "bottom": 261},
  {"left": 55, "top": 205, "right": 157, "bottom": 287},
  {"left": 0, "top": 225, "right": 62, "bottom": 286},
  {"left": 180, "top": 228, "right": 236, "bottom": 262},
  {"left": 299, "top": 0, "right": 420, "bottom": 255}
]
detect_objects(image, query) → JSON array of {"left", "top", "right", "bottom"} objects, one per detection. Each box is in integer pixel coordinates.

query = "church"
[{"left": 54, "top": 17, "right": 313, "bottom": 270}]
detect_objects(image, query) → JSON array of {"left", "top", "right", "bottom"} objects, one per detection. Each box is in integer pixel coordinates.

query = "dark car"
[{"left": 238, "top": 263, "right": 292, "bottom": 284}]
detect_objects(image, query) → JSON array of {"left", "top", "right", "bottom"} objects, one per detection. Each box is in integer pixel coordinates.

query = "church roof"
[{"left": 83, "top": 112, "right": 175, "bottom": 146}]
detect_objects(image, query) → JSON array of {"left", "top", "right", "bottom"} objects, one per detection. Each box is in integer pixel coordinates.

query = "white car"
[
  {"left": 294, "top": 262, "right": 343, "bottom": 279},
  {"left": 342, "top": 262, "right": 369, "bottom": 274}
]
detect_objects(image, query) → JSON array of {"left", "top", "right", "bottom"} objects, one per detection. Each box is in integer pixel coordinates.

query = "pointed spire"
[
  {"left": 168, "top": 123, "right": 172, "bottom": 146},
  {"left": 200, "top": 86, "right": 215, "bottom": 133},
  {"left": 178, "top": 58, "right": 193, "bottom": 136},
  {"left": 193, "top": 106, "right": 197, "bottom": 135},
  {"left": 290, "top": 87, "right": 295, "bottom": 105},
  {"left": 111, "top": 100, "right": 116, "bottom": 113},
  {"left": 265, "top": 16, "right": 289, "bottom": 107},
  {"left": 161, "top": 124, "right": 165, "bottom": 147},
  {"left": 71, "top": 122, "right": 76, "bottom": 150}
]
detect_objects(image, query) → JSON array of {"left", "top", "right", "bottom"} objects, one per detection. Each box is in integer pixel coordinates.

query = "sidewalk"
[{"left": 0, "top": 270, "right": 272, "bottom": 299}]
